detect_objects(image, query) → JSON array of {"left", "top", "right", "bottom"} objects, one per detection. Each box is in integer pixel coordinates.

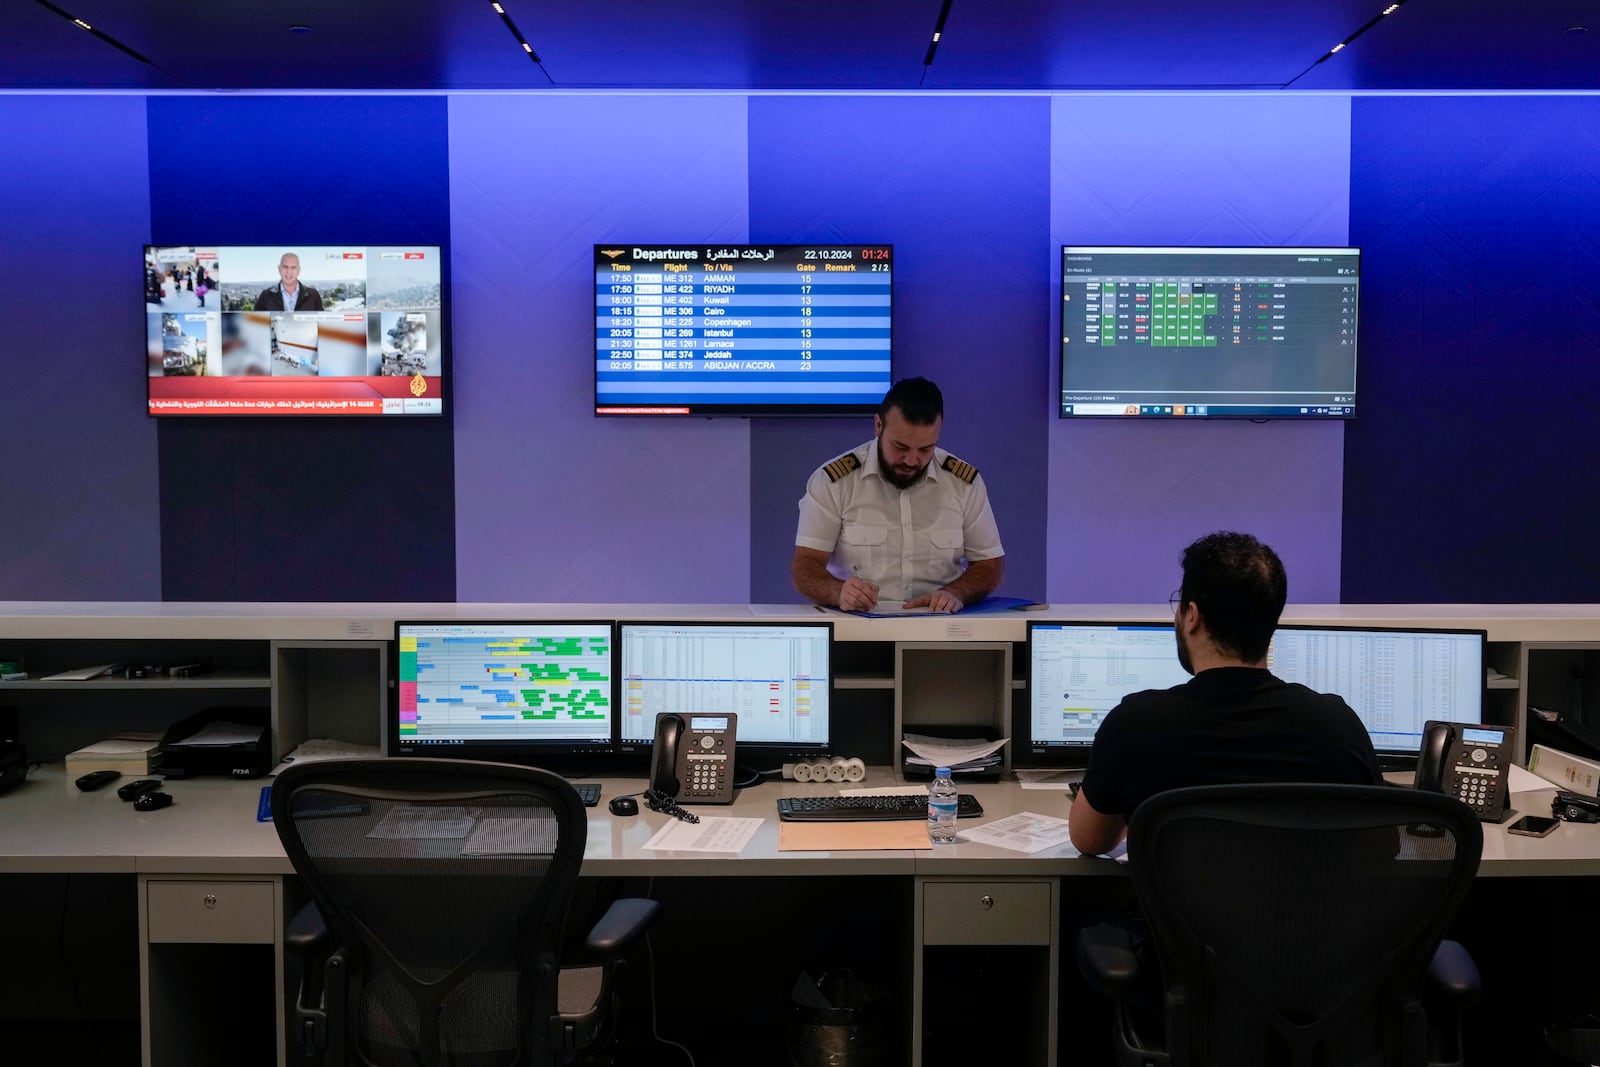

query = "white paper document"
[
  {"left": 643, "top": 816, "right": 763, "bottom": 853},
  {"left": 955, "top": 811, "right": 1077, "bottom": 854},
  {"left": 368, "top": 806, "right": 479, "bottom": 840},
  {"left": 461, "top": 815, "right": 559, "bottom": 856},
  {"left": 1014, "top": 769, "right": 1082, "bottom": 790},
  {"left": 41, "top": 664, "right": 121, "bottom": 681},
  {"left": 901, "top": 733, "right": 1009, "bottom": 767},
  {"left": 170, "top": 721, "right": 263, "bottom": 746}
]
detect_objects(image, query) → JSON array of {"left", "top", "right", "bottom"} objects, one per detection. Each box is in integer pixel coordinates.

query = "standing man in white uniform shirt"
[{"left": 792, "top": 377, "right": 1005, "bottom": 613}]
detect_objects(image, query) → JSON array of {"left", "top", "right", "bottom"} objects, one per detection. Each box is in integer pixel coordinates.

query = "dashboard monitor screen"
[
  {"left": 617, "top": 621, "right": 831, "bottom": 764},
  {"left": 1059, "top": 246, "right": 1360, "bottom": 419},
  {"left": 392, "top": 621, "right": 614, "bottom": 761},
  {"left": 594, "top": 244, "right": 892, "bottom": 416},
  {"left": 147, "top": 245, "right": 445, "bottom": 416},
  {"left": 1268, "top": 625, "right": 1486, "bottom": 759},
  {"left": 1023, "top": 622, "right": 1190, "bottom": 765}
]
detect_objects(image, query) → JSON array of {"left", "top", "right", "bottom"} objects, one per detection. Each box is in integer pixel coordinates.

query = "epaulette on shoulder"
[
  {"left": 823, "top": 452, "right": 861, "bottom": 483},
  {"left": 941, "top": 455, "right": 978, "bottom": 484}
]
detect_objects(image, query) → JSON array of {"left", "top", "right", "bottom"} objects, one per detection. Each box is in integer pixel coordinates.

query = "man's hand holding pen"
[{"left": 840, "top": 566, "right": 880, "bottom": 611}]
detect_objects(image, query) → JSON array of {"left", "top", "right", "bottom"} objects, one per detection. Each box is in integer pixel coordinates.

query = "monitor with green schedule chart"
[{"left": 392, "top": 620, "right": 615, "bottom": 761}]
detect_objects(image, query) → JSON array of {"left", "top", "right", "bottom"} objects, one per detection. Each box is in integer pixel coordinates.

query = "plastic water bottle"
[{"left": 927, "top": 767, "right": 959, "bottom": 844}]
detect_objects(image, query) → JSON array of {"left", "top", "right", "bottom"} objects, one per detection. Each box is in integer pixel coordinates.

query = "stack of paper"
[
  {"left": 65, "top": 731, "right": 164, "bottom": 775},
  {"left": 901, "top": 732, "right": 1008, "bottom": 774}
]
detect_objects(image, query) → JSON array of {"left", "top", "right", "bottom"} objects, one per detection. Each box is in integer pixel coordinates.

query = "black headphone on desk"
[
  {"left": 0, "top": 740, "right": 28, "bottom": 796},
  {"left": 1552, "top": 791, "right": 1600, "bottom": 823}
]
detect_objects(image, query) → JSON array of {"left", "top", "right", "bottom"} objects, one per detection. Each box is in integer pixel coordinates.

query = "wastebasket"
[
  {"left": 1547, "top": 1016, "right": 1600, "bottom": 1065},
  {"left": 787, "top": 969, "right": 894, "bottom": 1067}
]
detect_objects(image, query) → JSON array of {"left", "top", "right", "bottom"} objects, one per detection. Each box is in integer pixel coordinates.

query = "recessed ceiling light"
[
  {"left": 1563, "top": 24, "right": 1588, "bottom": 35},
  {"left": 289, "top": 24, "right": 311, "bottom": 34}
]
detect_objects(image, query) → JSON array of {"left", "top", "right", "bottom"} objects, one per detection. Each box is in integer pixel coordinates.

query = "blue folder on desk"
[{"left": 844, "top": 596, "right": 1040, "bottom": 619}]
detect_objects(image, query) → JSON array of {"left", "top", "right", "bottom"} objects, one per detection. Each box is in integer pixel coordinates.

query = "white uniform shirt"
[{"left": 794, "top": 439, "right": 1004, "bottom": 603}]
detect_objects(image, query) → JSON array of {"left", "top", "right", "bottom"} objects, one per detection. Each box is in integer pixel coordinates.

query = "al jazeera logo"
[{"left": 410, "top": 373, "right": 428, "bottom": 398}]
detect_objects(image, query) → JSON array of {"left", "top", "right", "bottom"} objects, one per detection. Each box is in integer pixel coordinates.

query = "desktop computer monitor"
[
  {"left": 1268, "top": 624, "right": 1487, "bottom": 763},
  {"left": 617, "top": 621, "right": 832, "bottom": 770},
  {"left": 1023, "top": 622, "right": 1190, "bottom": 766},
  {"left": 391, "top": 620, "right": 615, "bottom": 762}
]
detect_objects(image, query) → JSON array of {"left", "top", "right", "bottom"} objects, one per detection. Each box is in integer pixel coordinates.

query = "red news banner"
[{"left": 149, "top": 376, "right": 443, "bottom": 415}]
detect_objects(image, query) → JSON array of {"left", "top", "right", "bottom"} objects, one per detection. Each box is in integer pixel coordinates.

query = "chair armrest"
[
  {"left": 585, "top": 897, "right": 660, "bottom": 956},
  {"left": 1427, "top": 939, "right": 1480, "bottom": 1002},
  {"left": 286, "top": 901, "right": 328, "bottom": 957},
  {"left": 1077, "top": 922, "right": 1143, "bottom": 999}
]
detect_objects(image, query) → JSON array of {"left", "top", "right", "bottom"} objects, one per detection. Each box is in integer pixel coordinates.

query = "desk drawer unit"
[
  {"left": 921, "top": 879, "right": 1051, "bottom": 946},
  {"left": 146, "top": 879, "right": 277, "bottom": 944}
]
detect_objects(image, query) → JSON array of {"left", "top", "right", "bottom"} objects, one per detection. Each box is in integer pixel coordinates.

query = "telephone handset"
[
  {"left": 1414, "top": 720, "right": 1516, "bottom": 821},
  {"left": 650, "top": 712, "right": 738, "bottom": 804}
]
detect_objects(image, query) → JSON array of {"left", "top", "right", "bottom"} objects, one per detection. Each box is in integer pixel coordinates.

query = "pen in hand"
[{"left": 845, "top": 564, "right": 880, "bottom": 611}]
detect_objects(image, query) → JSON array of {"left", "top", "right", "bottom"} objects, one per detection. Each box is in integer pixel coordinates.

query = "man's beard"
[
  {"left": 1175, "top": 625, "right": 1195, "bottom": 675},
  {"left": 877, "top": 438, "right": 930, "bottom": 489}
]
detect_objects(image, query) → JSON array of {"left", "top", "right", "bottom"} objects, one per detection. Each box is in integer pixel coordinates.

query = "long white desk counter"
[
  {"left": 4, "top": 764, "right": 1597, "bottom": 878},
  {"left": 4, "top": 600, "right": 1600, "bottom": 641}
]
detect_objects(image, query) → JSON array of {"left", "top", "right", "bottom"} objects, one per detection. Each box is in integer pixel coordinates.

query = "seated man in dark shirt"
[{"left": 1068, "top": 530, "right": 1383, "bottom": 855}]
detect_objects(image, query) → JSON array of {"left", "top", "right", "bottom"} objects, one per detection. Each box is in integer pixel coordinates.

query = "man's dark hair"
[
  {"left": 1179, "top": 531, "right": 1287, "bottom": 663},
  {"left": 879, "top": 377, "right": 943, "bottom": 425}
]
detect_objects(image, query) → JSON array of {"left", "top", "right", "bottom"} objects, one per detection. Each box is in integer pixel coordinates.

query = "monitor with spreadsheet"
[
  {"left": 1059, "top": 246, "right": 1359, "bottom": 419},
  {"left": 391, "top": 620, "right": 615, "bottom": 761},
  {"left": 1268, "top": 625, "right": 1487, "bottom": 761},
  {"left": 617, "top": 621, "right": 832, "bottom": 766},
  {"left": 1022, "top": 622, "right": 1190, "bottom": 765}
]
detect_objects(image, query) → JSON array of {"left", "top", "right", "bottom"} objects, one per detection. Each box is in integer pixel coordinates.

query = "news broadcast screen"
[{"left": 145, "top": 245, "right": 445, "bottom": 416}]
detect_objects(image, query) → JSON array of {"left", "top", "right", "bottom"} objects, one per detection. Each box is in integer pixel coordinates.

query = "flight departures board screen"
[
  {"left": 1060, "top": 246, "right": 1360, "bottom": 419},
  {"left": 595, "top": 244, "right": 892, "bottom": 416}
]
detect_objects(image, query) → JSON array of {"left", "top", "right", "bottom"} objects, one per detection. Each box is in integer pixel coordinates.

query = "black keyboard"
[
  {"left": 776, "top": 793, "right": 983, "bottom": 822},
  {"left": 574, "top": 783, "right": 601, "bottom": 807}
]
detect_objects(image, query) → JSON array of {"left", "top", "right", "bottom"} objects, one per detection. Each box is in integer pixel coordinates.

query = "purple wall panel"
[
  {"left": 1047, "top": 95, "right": 1351, "bottom": 605},
  {"left": 0, "top": 96, "right": 159, "bottom": 600},
  {"left": 448, "top": 95, "right": 752, "bottom": 603}
]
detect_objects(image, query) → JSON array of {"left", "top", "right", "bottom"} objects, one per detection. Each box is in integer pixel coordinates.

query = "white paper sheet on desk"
[
  {"left": 462, "top": 816, "right": 558, "bottom": 855},
  {"left": 957, "top": 812, "right": 1078, "bottom": 854},
  {"left": 273, "top": 739, "right": 382, "bottom": 775},
  {"left": 643, "top": 816, "right": 762, "bottom": 853},
  {"left": 368, "top": 806, "right": 479, "bottom": 839},
  {"left": 901, "top": 733, "right": 1009, "bottom": 767},
  {"left": 1015, "top": 769, "right": 1082, "bottom": 790},
  {"left": 170, "top": 721, "right": 263, "bottom": 746}
]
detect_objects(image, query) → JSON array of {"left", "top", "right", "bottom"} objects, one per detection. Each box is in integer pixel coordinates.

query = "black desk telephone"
[
  {"left": 1414, "top": 720, "right": 1516, "bottom": 821},
  {"left": 650, "top": 712, "right": 738, "bottom": 804}
]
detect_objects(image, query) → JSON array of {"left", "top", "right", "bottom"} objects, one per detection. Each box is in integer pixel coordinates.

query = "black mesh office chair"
[
  {"left": 271, "top": 758, "right": 658, "bottom": 1067},
  {"left": 1078, "top": 783, "right": 1483, "bottom": 1067}
]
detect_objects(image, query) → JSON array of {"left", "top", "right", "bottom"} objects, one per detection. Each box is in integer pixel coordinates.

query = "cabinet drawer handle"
[
  {"left": 204, "top": 894, "right": 218, "bottom": 909},
  {"left": 979, "top": 895, "right": 994, "bottom": 910}
]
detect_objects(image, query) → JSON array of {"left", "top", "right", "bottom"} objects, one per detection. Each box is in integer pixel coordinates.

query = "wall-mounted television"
[
  {"left": 1059, "top": 246, "right": 1360, "bottom": 419},
  {"left": 594, "top": 244, "right": 891, "bottom": 416},
  {"left": 146, "top": 244, "right": 445, "bottom": 416}
]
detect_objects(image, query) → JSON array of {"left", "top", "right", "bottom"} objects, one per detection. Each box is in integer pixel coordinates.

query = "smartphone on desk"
[{"left": 1508, "top": 815, "right": 1561, "bottom": 838}]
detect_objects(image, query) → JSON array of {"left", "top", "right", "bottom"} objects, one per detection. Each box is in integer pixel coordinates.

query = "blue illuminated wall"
[
  {"left": 1046, "top": 95, "right": 1352, "bottom": 604},
  {"left": 3, "top": 90, "right": 1598, "bottom": 605},
  {"left": 147, "top": 96, "right": 456, "bottom": 602},
  {"left": 1343, "top": 95, "right": 1600, "bottom": 602},
  {"left": 0, "top": 96, "right": 159, "bottom": 600}
]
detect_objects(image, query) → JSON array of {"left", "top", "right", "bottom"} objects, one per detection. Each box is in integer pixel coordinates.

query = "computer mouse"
[
  {"left": 133, "top": 791, "right": 173, "bottom": 811},
  {"left": 118, "top": 778, "right": 163, "bottom": 801},
  {"left": 608, "top": 796, "right": 639, "bottom": 817}
]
